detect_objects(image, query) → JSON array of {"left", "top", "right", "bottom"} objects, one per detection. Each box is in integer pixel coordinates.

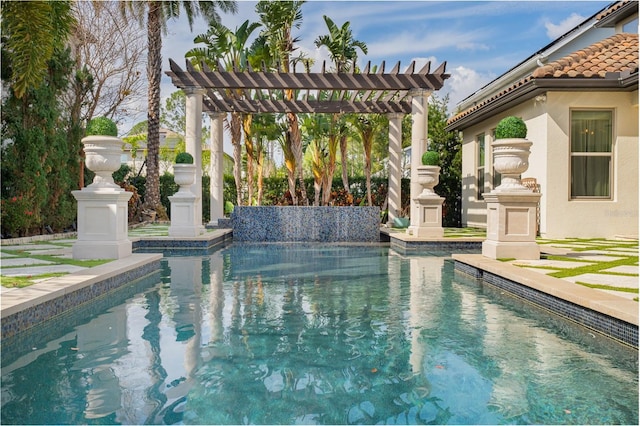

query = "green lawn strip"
[
  {"left": 0, "top": 250, "right": 110, "bottom": 268},
  {"left": 1, "top": 273, "right": 68, "bottom": 288},
  {"left": 547, "top": 256, "right": 638, "bottom": 279},
  {"left": 574, "top": 281, "right": 639, "bottom": 294}
]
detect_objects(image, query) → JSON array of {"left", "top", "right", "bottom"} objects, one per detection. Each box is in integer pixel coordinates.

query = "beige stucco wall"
[
  {"left": 460, "top": 90, "right": 638, "bottom": 239},
  {"left": 543, "top": 91, "right": 638, "bottom": 238}
]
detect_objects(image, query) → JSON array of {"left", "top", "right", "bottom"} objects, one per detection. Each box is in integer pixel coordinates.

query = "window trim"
[{"left": 568, "top": 108, "right": 615, "bottom": 200}]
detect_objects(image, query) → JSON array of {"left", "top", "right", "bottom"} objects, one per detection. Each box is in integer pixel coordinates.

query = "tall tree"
[
  {"left": 186, "top": 19, "right": 261, "bottom": 206},
  {"left": 315, "top": 15, "right": 367, "bottom": 196},
  {"left": 122, "top": 0, "right": 237, "bottom": 216},
  {"left": 256, "top": 0, "right": 307, "bottom": 205}
]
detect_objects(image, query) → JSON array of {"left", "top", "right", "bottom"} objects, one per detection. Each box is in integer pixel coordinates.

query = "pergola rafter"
[
  {"left": 166, "top": 58, "right": 449, "bottom": 114},
  {"left": 167, "top": 57, "right": 450, "bottom": 231}
]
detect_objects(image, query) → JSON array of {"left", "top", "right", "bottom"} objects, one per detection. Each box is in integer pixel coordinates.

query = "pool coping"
[{"left": 452, "top": 253, "right": 639, "bottom": 348}]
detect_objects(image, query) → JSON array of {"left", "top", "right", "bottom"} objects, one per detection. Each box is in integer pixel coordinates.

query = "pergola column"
[
  {"left": 184, "top": 87, "right": 205, "bottom": 230},
  {"left": 407, "top": 89, "right": 431, "bottom": 235},
  {"left": 387, "top": 112, "right": 404, "bottom": 225},
  {"left": 208, "top": 112, "right": 225, "bottom": 226}
]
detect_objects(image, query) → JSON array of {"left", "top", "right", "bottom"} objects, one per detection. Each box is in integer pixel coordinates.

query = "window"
[
  {"left": 570, "top": 110, "right": 613, "bottom": 199},
  {"left": 476, "top": 133, "right": 485, "bottom": 199}
]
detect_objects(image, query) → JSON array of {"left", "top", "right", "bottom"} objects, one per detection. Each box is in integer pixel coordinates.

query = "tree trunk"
[
  {"left": 243, "top": 114, "right": 255, "bottom": 205},
  {"left": 230, "top": 112, "right": 243, "bottom": 206},
  {"left": 340, "top": 134, "right": 349, "bottom": 197},
  {"left": 144, "top": 2, "right": 162, "bottom": 215}
]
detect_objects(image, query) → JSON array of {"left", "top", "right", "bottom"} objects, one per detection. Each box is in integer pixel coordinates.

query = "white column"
[
  {"left": 184, "top": 87, "right": 205, "bottom": 230},
  {"left": 208, "top": 112, "right": 225, "bottom": 226},
  {"left": 387, "top": 113, "right": 404, "bottom": 226},
  {"left": 407, "top": 89, "right": 431, "bottom": 235}
]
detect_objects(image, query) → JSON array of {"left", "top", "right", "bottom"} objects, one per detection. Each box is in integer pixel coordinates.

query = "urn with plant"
[
  {"left": 82, "top": 116, "right": 123, "bottom": 189},
  {"left": 492, "top": 116, "right": 532, "bottom": 192},
  {"left": 416, "top": 148, "right": 441, "bottom": 197},
  {"left": 173, "top": 152, "right": 196, "bottom": 193}
]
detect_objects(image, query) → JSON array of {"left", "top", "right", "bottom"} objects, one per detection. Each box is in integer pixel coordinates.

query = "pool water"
[{"left": 1, "top": 244, "right": 638, "bottom": 425}]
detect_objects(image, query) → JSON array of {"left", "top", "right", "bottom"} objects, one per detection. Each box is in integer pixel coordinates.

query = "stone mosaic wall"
[{"left": 232, "top": 206, "right": 381, "bottom": 242}]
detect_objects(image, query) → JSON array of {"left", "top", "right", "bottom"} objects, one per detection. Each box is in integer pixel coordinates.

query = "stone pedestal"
[
  {"left": 72, "top": 188, "right": 133, "bottom": 260},
  {"left": 482, "top": 191, "right": 542, "bottom": 260},
  {"left": 169, "top": 192, "right": 203, "bottom": 237},
  {"left": 408, "top": 194, "right": 445, "bottom": 238}
]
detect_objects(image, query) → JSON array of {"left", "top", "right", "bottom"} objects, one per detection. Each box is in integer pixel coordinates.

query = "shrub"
[
  {"left": 86, "top": 116, "right": 118, "bottom": 137},
  {"left": 175, "top": 152, "right": 194, "bottom": 164},
  {"left": 495, "top": 116, "right": 527, "bottom": 139},
  {"left": 421, "top": 150, "right": 440, "bottom": 166}
]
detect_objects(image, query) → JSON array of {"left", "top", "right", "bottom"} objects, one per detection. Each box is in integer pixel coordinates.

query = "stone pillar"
[
  {"left": 184, "top": 87, "right": 205, "bottom": 232},
  {"left": 387, "top": 113, "right": 404, "bottom": 226},
  {"left": 482, "top": 191, "right": 542, "bottom": 259},
  {"left": 72, "top": 187, "right": 133, "bottom": 259},
  {"left": 407, "top": 89, "right": 431, "bottom": 236},
  {"left": 208, "top": 112, "right": 225, "bottom": 226}
]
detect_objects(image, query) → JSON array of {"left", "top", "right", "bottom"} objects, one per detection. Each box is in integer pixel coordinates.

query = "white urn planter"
[
  {"left": 492, "top": 138, "right": 532, "bottom": 192},
  {"left": 173, "top": 163, "right": 196, "bottom": 195},
  {"left": 82, "top": 135, "right": 123, "bottom": 190},
  {"left": 415, "top": 165, "right": 441, "bottom": 197}
]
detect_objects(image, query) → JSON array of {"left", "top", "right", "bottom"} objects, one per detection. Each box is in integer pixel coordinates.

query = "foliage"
[
  {"left": 85, "top": 116, "right": 118, "bottom": 136},
  {"left": 427, "top": 94, "right": 462, "bottom": 227},
  {"left": 175, "top": 152, "right": 194, "bottom": 164},
  {"left": 1, "top": 47, "right": 79, "bottom": 237},
  {"left": 421, "top": 150, "right": 440, "bottom": 166},
  {"left": 1, "top": 0, "right": 75, "bottom": 98},
  {"left": 495, "top": 116, "right": 527, "bottom": 139}
]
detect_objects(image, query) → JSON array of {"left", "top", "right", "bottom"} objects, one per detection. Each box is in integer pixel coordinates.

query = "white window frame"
[{"left": 569, "top": 109, "right": 614, "bottom": 200}]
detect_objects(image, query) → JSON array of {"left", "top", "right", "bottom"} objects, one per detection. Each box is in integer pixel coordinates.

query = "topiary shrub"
[
  {"left": 421, "top": 150, "right": 440, "bottom": 166},
  {"left": 175, "top": 152, "right": 194, "bottom": 164},
  {"left": 495, "top": 116, "right": 527, "bottom": 139},
  {"left": 86, "top": 116, "right": 118, "bottom": 136}
]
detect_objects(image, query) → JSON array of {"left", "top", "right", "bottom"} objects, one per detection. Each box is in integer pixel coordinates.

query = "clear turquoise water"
[{"left": 1, "top": 244, "right": 638, "bottom": 425}]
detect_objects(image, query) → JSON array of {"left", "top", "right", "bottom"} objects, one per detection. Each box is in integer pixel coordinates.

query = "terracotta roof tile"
[
  {"left": 596, "top": 0, "right": 631, "bottom": 21},
  {"left": 531, "top": 33, "right": 638, "bottom": 78},
  {"left": 448, "top": 33, "right": 638, "bottom": 126}
]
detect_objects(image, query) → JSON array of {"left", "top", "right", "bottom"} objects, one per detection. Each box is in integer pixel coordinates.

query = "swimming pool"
[{"left": 1, "top": 243, "right": 638, "bottom": 424}]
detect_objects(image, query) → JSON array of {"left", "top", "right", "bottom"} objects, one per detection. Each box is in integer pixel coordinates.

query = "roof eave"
[
  {"left": 595, "top": 1, "right": 639, "bottom": 27},
  {"left": 446, "top": 76, "right": 638, "bottom": 132}
]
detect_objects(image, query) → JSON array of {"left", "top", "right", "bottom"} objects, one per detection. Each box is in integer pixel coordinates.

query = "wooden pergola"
[{"left": 166, "top": 58, "right": 450, "bottom": 230}]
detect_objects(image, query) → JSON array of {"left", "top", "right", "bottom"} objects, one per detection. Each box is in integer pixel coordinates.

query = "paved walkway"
[{"left": 1, "top": 225, "right": 637, "bottom": 303}]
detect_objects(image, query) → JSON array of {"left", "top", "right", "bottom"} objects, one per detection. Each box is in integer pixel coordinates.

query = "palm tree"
[
  {"left": 1, "top": 0, "right": 76, "bottom": 99},
  {"left": 348, "top": 114, "right": 386, "bottom": 206},
  {"left": 300, "top": 113, "right": 330, "bottom": 205},
  {"left": 186, "top": 19, "right": 260, "bottom": 206},
  {"left": 121, "top": 0, "right": 237, "bottom": 216},
  {"left": 255, "top": 0, "right": 307, "bottom": 205},
  {"left": 315, "top": 15, "right": 367, "bottom": 198},
  {"left": 251, "top": 113, "right": 281, "bottom": 205}
]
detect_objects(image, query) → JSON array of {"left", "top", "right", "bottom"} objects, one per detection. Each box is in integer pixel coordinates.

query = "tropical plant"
[
  {"left": 85, "top": 116, "right": 118, "bottom": 136},
  {"left": 256, "top": 0, "right": 307, "bottom": 205},
  {"left": 175, "top": 152, "right": 194, "bottom": 164},
  {"left": 348, "top": 114, "right": 385, "bottom": 206},
  {"left": 186, "top": 19, "right": 260, "bottom": 206},
  {"left": 121, "top": 0, "right": 237, "bottom": 217},
  {"left": 1, "top": 0, "right": 75, "bottom": 98},
  {"left": 315, "top": 15, "right": 368, "bottom": 196},
  {"left": 495, "top": 116, "right": 527, "bottom": 139}
]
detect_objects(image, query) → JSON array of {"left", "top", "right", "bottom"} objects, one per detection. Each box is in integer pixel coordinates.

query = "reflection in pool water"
[{"left": 1, "top": 244, "right": 638, "bottom": 424}]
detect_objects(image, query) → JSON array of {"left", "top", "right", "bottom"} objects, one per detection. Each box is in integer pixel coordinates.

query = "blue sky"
[{"left": 159, "top": 0, "right": 611, "bottom": 113}]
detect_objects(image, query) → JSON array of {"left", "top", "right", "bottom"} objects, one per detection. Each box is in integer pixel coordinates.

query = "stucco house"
[{"left": 446, "top": 0, "right": 638, "bottom": 239}]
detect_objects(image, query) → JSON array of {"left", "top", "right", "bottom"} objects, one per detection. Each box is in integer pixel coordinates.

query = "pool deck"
[{"left": 1, "top": 225, "right": 637, "bottom": 347}]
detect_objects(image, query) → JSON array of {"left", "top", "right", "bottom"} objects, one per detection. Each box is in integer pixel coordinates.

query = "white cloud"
[
  {"left": 443, "top": 66, "right": 495, "bottom": 114},
  {"left": 544, "top": 13, "right": 586, "bottom": 40}
]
